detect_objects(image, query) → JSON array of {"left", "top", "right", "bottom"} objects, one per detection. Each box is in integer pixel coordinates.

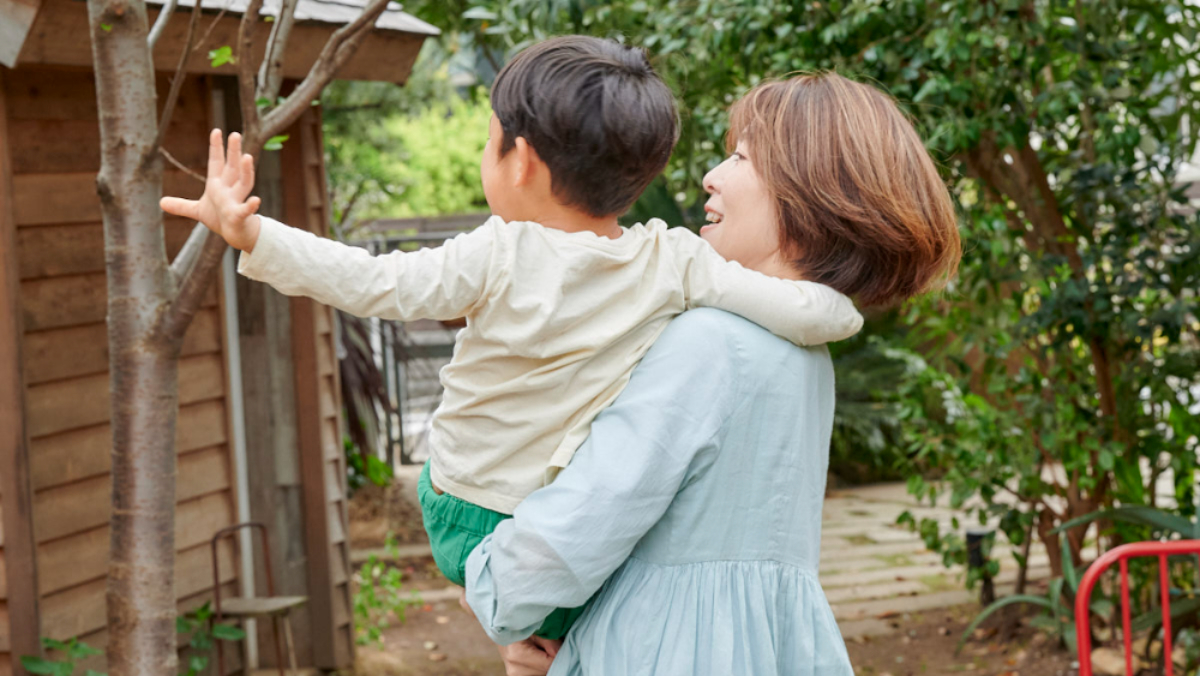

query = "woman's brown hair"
[{"left": 728, "top": 73, "right": 960, "bottom": 307}]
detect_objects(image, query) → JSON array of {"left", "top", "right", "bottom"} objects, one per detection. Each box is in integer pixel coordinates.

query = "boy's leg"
[
  {"left": 416, "top": 461, "right": 591, "bottom": 639},
  {"left": 417, "top": 461, "right": 506, "bottom": 587}
]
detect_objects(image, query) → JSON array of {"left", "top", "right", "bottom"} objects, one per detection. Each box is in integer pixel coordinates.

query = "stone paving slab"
[{"left": 821, "top": 483, "right": 1052, "bottom": 639}]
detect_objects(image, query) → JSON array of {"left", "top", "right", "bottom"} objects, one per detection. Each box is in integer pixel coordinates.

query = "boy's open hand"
[{"left": 160, "top": 129, "right": 263, "bottom": 252}]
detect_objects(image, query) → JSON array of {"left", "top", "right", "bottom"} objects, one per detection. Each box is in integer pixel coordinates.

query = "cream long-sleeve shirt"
[{"left": 239, "top": 215, "right": 863, "bottom": 514}]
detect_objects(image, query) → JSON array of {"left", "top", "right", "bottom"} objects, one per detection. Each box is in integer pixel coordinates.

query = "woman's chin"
[{"left": 700, "top": 223, "right": 719, "bottom": 238}]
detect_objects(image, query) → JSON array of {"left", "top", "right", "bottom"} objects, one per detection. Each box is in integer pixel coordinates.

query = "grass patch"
[
  {"left": 919, "top": 574, "right": 958, "bottom": 593},
  {"left": 873, "top": 553, "right": 916, "bottom": 567}
]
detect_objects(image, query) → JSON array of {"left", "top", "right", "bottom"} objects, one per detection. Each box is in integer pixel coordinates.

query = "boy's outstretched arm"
[
  {"left": 161, "top": 129, "right": 263, "bottom": 252},
  {"left": 667, "top": 227, "right": 864, "bottom": 346}
]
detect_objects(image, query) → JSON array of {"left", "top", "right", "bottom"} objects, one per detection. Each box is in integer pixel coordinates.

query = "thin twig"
[
  {"left": 257, "top": 0, "right": 300, "bottom": 105},
  {"left": 155, "top": 0, "right": 203, "bottom": 149},
  {"left": 147, "top": 0, "right": 179, "bottom": 50},
  {"left": 259, "top": 0, "right": 390, "bottom": 141},
  {"left": 160, "top": 147, "right": 205, "bottom": 183},
  {"left": 193, "top": 6, "right": 230, "bottom": 52}
]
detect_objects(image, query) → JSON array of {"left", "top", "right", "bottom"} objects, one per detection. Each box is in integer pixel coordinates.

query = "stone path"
[
  {"left": 377, "top": 466, "right": 1050, "bottom": 642},
  {"left": 821, "top": 482, "right": 1049, "bottom": 639}
]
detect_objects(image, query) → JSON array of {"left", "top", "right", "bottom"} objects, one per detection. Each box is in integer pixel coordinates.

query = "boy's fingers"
[
  {"left": 240, "top": 196, "right": 262, "bottom": 218},
  {"left": 235, "top": 153, "right": 255, "bottom": 200},
  {"left": 207, "top": 129, "right": 225, "bottom": 182},
  {"left": 160, "top": 196, "right": 200, "bottom": 220},
  {"left": 223, "top": 132, "right": 242, "bottom": 185}
]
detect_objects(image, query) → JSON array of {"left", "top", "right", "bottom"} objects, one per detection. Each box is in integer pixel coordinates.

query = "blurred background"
[{"left": 327, "top": 1, "right": 1200, "bottom": 671}]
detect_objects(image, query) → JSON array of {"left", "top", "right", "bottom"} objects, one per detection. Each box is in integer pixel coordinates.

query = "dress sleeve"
[
  {"left": 464, "top": 309, "right": 743, "bottom": 645},
  {"left": 665, "top": 226, "right": 864, "bottom": 346},
  {"left": 237, "top": 216, "right": 499, "bottom": 321}
]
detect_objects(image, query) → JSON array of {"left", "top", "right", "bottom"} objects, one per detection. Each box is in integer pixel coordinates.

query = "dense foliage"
[
  {"left": 400, "top": 0, "right": 1200, "bottom": 578},
  {"left": 321, "top": 43, "right": 488, "bottom": 236}
]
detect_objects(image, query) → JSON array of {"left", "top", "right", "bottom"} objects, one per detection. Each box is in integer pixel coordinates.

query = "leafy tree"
[
  {"left": 375, "top": 92, "right": 491, "bottom": 218},
  {"left": 397, "top": 0, "right": 1200, "bottom": 580},
  {"left": 321, "top": 40, "right": 465, "bottom": 235}
]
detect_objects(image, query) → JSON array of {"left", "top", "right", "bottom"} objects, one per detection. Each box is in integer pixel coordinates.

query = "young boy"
[{"left": 161, "top": 36, "right": 863, "bottom": 639}]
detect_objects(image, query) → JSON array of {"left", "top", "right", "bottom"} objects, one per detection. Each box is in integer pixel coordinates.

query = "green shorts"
[{"left": 417, "top": 461, "right": 588, "bottom": 640}]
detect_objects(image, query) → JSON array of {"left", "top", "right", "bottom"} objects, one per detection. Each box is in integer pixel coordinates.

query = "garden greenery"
[{"left": 390, "top": 0, "right": 1200, "bottom": 644}]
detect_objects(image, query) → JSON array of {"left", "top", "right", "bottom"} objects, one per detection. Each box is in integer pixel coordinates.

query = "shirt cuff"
[
  {"left": 236, "top": 215, "right": 287, "bottom": 281},
  {"left": 465, "top": 534, "right": 541, "bottom": 646}
]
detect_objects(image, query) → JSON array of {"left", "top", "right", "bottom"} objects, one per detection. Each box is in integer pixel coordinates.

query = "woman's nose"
[{"left": 702, "top": 164, "right": 720, "bottom": 195}]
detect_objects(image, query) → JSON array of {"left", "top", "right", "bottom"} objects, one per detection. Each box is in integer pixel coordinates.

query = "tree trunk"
[{"left": 86, "top": 2, "right": 182, "bottom": 675}]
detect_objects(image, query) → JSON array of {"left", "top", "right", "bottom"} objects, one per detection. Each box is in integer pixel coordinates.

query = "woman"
[{"left": 463, "top": 73, "right": 960, "bottom": 675}]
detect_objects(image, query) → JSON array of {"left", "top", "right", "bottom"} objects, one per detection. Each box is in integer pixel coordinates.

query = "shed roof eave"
[{"left": 141, "top": 0, "right": 440, "bottom": 36}]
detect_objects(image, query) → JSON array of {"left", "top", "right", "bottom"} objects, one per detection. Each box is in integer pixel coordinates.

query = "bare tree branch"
[
  {"left": 259, "top": 0, "right": 390, "bottom": 140},
  {"left": 147, "top": 0, "right": 178, "bottom": 50},
  {"left": 169, "top": 221, "right": 210, "bottom": 288},
  {"left": 163, "top": 226, "right": 227, "bottom": 340},
  {"left": 194, "top": 4, "right": 231, "bottom": 51},
  {"left": 237, "top": 0, "right": 265, "bottom": 143},
  {"left": 154, "top": 0, "right": 203, "bottom": 149},
  {"left": 159, "top": 147, "right": 205, "bottom": 183},
  {"left": 257, "top": 0, "right": 300, "bottom": 105}
]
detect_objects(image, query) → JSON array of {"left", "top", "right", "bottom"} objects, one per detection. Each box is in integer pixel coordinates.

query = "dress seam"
[{"left": 624, "top": 554, "right": 818, "bottom": 576}]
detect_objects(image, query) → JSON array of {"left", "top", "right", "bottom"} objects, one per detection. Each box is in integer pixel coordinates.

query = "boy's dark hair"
[{"left": 490, "top": 36, "right": 678, "bottom": 218}]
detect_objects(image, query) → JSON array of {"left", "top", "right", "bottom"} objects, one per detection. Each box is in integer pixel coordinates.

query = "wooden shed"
[{"left": 0, "top": 1, "right": 437, "bottom": 674}]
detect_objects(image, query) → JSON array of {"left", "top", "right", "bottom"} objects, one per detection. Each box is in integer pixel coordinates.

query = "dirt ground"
[
  {"left": 347, "top": 480, "right": 428, "bottom": 549},
  {"left": 845, "top": 604, "right": 1077, "bottom": 676}
]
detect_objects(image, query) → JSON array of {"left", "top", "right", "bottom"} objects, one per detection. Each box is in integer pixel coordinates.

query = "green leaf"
[
  {"left": 208, "top": 45, "right": 235, "bottom": 68},
  {"left": 212, "top": 623, "right": 247, "bottom": 641},
  {"left": 957, "top": 595, "right": 1054, "bottom": 653},
  {"left": 264, "top": 15, "right": 275, "bottom": 22},
  {"left": 100, "top": 23, "right": 112, "bottom": 32},
  {"left": 1060, "top": 534, "right": 1079, "bottom": 593},
  {"left": 1131, "top": 595, "right": 1200, "bottom": 633},
  {"left": 40, "top": 638, "right": 68, "bottom": 652},
  {"left": 84, "top": 670, "right": 108, "bottom": 676},
  {"left": 20, "top": 657, "right": 62, "bottom": 675},
  {"left": 264, "top": 134, "right": 289, "bottom": 151},
  {"left": 69, "top": 641, "right": 102, "bottom": 659},
  {"left": 1054, "top": 506, "right": 1197, "bottom": 538}
]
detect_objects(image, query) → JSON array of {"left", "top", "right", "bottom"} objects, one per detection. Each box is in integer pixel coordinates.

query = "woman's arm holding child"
[
  {"left": 161, "top": 130, "right": 496, "bottom": 322},
  {"left": 666, "top": 227, "right": 864, "bottom": 346}
]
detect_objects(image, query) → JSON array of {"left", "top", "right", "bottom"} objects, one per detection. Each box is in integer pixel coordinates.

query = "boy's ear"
[{"left": 511, "top": 136, "right": 542, "bottom": 188}]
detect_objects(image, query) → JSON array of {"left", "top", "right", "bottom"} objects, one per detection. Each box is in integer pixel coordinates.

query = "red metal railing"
[{"left": 1075, "top": 540, "right": 1200, "bottom": 676}]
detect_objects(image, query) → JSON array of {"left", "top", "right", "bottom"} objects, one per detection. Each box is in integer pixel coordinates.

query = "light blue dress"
[{"left": 465, "top": 308, "right": 854, "bottom": 675}]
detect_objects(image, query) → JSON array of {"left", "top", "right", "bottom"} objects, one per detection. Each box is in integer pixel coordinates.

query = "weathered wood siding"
[
  {"left": 1, "top": 494, "right": 8, "bottom": 676},
  {"left": 7, "top": 65, "right": 240, "bottom": 667},
  {"left": 282, "top": 106, "right": 354, "bottom": 668}
]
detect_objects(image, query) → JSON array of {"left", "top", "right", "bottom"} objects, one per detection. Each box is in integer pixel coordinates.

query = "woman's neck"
[{"left": 749, "top": 252, "right": 804, "bottom": 281}]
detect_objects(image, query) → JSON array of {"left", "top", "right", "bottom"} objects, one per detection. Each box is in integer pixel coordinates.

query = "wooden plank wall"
[
  {"left": 1, "top": 492, "right": 8, "bottom": 676},
  {"left": 1, "top": 64, "right": 40, "bottom": 676},
  {"left": 6, "top": 65, "right": 241, "bottom": 667},
  {"left": 282, "top": 107, "right": 354, "bottom": 669}
]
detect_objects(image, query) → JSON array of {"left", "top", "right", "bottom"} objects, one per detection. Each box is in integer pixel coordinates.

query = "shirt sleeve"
[
  {"left": 464, "top": 309, "right": 742, "bottom": 645},
  {"left": 237, "top": 216, "right": 499, "bottom": 321},
  {"left": 665, "top": 226, "right": 864, "bottom": 346}
]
